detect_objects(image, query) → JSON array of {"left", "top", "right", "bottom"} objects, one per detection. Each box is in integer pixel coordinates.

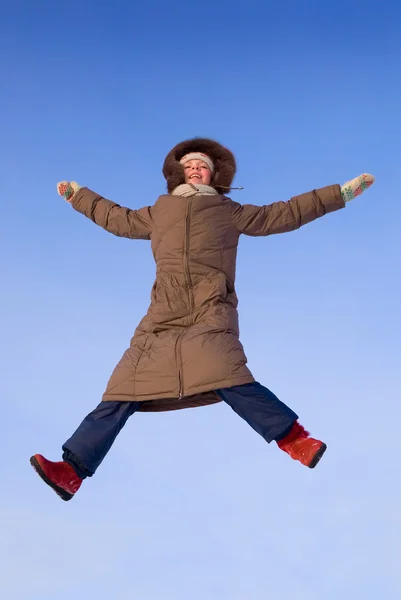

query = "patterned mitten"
[
  {"left": 57, "top": 181, "right": 81, "bottom": 203},
  {"left": 341, "top": 173, "right": 375, "bottom": 203}
]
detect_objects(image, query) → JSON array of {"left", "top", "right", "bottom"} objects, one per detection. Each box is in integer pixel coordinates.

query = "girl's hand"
[
  {"left": 57, "top": 181, "right": 81, "bottom": 203},
  {"left": 341, "top": 173, "right": 375, "bottom": 203}
]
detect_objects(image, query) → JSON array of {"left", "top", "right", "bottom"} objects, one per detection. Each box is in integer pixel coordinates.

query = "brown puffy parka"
[{"left": 70, "top": 139, "right": 345, "bottom": 411}]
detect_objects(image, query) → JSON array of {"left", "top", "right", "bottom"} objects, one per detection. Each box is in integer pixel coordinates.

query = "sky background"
[{"left": 1, "top": 0, "right": 400, "bottom": 598}]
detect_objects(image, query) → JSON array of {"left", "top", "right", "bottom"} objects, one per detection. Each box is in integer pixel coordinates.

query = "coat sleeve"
[
  {"left": 70, "top": 187, "right": 153, "bottom": 239},
  {"left": 231, "top": 184, "right": 345, "bottom": 236}
]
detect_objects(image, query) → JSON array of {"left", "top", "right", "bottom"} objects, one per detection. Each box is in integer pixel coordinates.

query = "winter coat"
[{"left": 70, "top": 139, "right": 345, "bottom": 411}]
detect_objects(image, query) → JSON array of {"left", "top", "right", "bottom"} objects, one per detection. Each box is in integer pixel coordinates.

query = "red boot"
[
  {"left": 276, "top": 422, "right": 327, "bottom": 468},
  {"left": 30, "top": 454, "right": 83, "bottom": 501}
]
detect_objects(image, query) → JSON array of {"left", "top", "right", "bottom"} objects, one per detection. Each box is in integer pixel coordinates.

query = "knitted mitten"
[
  {"left": 57, "top": 181, "right": 81, "bottom": 203},
  {"left": 341, "top": 173, "right": 375, "bottom": 203}
]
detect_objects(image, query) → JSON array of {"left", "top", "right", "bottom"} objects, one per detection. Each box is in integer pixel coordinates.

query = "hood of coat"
[{"left": 162, "top": 137, "right": 236, "bottom": 195}]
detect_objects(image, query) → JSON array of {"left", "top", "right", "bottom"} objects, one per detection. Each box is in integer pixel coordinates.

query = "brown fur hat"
[{"left": 162, "top": 137, "right": 236, "bottom": 195}]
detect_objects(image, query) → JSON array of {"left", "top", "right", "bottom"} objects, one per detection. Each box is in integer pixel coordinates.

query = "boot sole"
[
  {"left": 308, "top": 443, "right": 327, "bottom": 469},
  {"left": 30, "top": 456, "right": 73, "bottom": 501}
]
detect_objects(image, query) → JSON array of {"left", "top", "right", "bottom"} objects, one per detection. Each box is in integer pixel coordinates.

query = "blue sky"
[{"left": 1, "top": 0, "right": 400, "bottom": 598}]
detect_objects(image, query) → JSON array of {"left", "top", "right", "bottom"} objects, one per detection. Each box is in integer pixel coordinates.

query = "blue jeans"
[{"left": 62, "top": 382, "right": 297, "bottom": 478}]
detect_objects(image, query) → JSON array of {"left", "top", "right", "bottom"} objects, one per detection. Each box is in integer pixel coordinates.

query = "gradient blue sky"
[{"left": 1, "top": 1, "right": 400, "bottom": 598}]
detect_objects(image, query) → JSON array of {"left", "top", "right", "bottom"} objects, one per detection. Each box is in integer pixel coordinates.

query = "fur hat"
[{"left": 162, "top": 137, "right": 236, "bottom": 195}]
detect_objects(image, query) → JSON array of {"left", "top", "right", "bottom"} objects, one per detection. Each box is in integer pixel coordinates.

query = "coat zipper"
[
  {"left": 175, "top": 332, "right": 185, "bottom": 398},
  {"left": 176, "top": 198, "right": 195, "bottom": 400},
  {"left": 183, "top": 198, "right": 194, "bottom": 312}
]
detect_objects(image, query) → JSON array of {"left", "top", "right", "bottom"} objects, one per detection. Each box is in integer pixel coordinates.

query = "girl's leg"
[
  {"left": 217, "top": 382, "right": 326, "bottom": 468},
  {"left": 30, "top": 400, "right": 142, "bottom": 500},
  {"left": 216, "top": 382, "right": 297, "bottom": 443},
  {"left": 62, "top": 400, "right": 142, "bottom": 477}
]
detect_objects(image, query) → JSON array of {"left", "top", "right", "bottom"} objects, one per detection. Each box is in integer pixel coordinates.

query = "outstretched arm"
[
  {"left": 231, "top": 174, "right": 375, "bottom": 237},
  {"left": 57, "top": 181, "right": 152, "bottom": 239}
]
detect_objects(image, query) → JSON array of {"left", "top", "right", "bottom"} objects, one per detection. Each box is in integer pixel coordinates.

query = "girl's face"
[{"left": 183, "top": 159, "right": 212, "bottom": 186}]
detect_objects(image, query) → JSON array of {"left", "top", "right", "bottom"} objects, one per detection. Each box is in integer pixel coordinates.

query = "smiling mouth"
[{"left": 190, "top": 175, "right": 201, "bottom": 180}]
